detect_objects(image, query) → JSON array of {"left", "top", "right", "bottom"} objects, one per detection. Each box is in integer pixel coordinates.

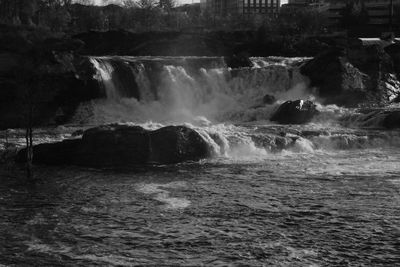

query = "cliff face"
[
  {"left": 301, "top": 44, "right": 400, "bottom": 107},
  {"left": 72, "top": 30, "right": 330, "bottom": 57},
  {"left": 0, "top": 25, "right": 102, "bottom": 130}
]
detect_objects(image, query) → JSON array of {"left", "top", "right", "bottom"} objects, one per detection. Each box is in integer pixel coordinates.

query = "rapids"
[{"left": 1, "top": 56, "right": 399, "bottom": 266}]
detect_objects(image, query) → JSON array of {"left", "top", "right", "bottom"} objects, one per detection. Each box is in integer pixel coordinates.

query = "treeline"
[
  {"left": 0, "top": 0, "right": 331, "bottom": 35},
  {"left": 0, "top": 0, "right": 204, "bottom": 32},
  {"left": 1, "top": 0, "right": 399, "bottom": 36}
]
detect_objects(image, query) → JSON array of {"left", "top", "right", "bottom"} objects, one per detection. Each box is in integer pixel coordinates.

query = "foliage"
[{"left": 0, "top": 1, "right": 332, "bottom": 36}]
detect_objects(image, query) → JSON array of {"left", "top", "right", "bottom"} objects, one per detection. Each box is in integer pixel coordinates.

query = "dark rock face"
[
  {"left": 382, "top": 111, "right": 400, "bottom": 129},
  {"left": 348, "top": 44, "right": 400, "bottom": 105},
  {"left": 225, "top": 54, "right": 253, "bottom": 69},
  {"left": 385, "top": 43, "right": 400, "bottom": 78},
  {"left": 16, "top": 125, "right": 211, "bottom": 167},
  {"left": 340, "top": 108, "right": 400, "bottom": 129},
  {"left": 263, "top": 94, "right": 276, "bottom": 105},
  {"left": 271, "top": 100, "right": 318, "bottom": 124},
  {"left": 301, "top": 48, "right": 369, "bottom": 106},
  {"left": 0, "top": 26, "right": 102, "bottom": 129},
  {"left": 301, "top": 46, "right": 400, "bottom": 107}
]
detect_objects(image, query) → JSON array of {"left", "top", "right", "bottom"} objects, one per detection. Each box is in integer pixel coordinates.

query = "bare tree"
[
  {"left": 136, "top": 0, "right": 157, "bottom": 9},
  {"left": 15, "top": 63, "right": 37, "bottom": 181},
  {"left": 122, "top": 0, "right": 137, "bottom": 8},
  {"left": 160, "top": 0, "right": 176, "bottom": 11}
]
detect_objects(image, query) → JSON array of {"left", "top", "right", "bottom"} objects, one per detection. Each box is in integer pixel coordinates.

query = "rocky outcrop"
[
  {"left": 0, "top": 26, "right": 102, "bottom": 129},
  {"left": 301, "top": 45, "right": 400, "bottom": 107},
  {"left": 301, "top": 48, "right": 369, "bottom": 106},
  {"left": 340, "top": 108, "right": 400, "bottom": 129},
  {"left": 270, "top": 100, "right": 318, "bottom": 124},
  {"left": 16, "top": 125, "right": 212, "bottom": 167},
  {"left": 348, "top": 44, "right": 400, "bottom": 105},
  {"left": 263, "top": 94, "right": 277, "bottom": 105},
  {"left": 383, "top": 110, "right": 400, "bottom": 129},
  {"left": 225, "top": 53, "right": 253, "bottom": 69}
]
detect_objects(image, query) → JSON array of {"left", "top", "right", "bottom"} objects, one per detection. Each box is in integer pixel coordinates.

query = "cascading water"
[
  {"left": 2, "top": 56, "right": 400, "bottom": 266},
  {"left": 72, "top": 56, "right": 400, "bottom": 157},
  {"left": 81, "top": 56, "right": 310, "bottom": 124},
  {"left": 74, "top": 56, "right": 318, "bottom": 157}
]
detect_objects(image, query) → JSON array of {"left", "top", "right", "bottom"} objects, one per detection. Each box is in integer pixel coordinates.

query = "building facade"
[
  {"left": 281, "top": 0, "right": 329, "bottom": 13},
  {"left": 202, "top": 0, "right": 281, "bottom": 16},
  {"left": 328, "top": 0, "right": 400, "bottom": 27}
]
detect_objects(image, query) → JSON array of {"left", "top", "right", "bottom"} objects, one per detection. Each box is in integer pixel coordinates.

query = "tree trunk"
[{"left": 25, "top": 105, "right": 34, "bottom": 181}]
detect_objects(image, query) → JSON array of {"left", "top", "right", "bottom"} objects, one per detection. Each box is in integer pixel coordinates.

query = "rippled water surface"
[
  {"left": 1, "top": 148, "right": 400, "bottom": 266},
  {"left": 1, "top": 55, "right": 400, "bottom": 266}
]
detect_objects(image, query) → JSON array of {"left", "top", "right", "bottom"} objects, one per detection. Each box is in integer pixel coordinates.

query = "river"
[{"left": 0, "top": 56, "right": 399, "bottom": 266}]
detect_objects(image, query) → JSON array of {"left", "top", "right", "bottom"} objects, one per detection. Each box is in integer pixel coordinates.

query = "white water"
[
  {"left": 1, "top": 57, "right": 400, "bottom": 267},
  {"left": 78, "top": 57, "right": 311, "bottom": 124},
  {"left": 69, "top": 56, "right": 400, "bottom": 159}
]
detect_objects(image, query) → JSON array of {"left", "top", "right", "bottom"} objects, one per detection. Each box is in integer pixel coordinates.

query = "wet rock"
[
  {"left": 270, "top": 100, "right": 318, "bottom": 124},
  {"left": 382, "top": 111, "right": 400, "bottom": 129},
  {"left": 16, "top": 125, "right": 211, "bottom": 167},
  {"left": 348, "top": 44, "right": 400, "bottom": 104},
  {"left": 341, "top": 108, "right": 400, "bottom": 129},
  {"left": 301, "top": 48, "right": 369, "bottom": 107},
  {"left": 301, "top": 46, "right": 400, "bottom": 107},
  {"left": 71, "top": 129, "right": 84, "bottom": 137},
  {"left": 0, "top": 52, "right": 102, "bottom": 129},
  {"left": 225, "top": 53, "right": 253, "bottom": 69},
  {"left": 263, "top": 94, "right": 276, "bottom": 105}
]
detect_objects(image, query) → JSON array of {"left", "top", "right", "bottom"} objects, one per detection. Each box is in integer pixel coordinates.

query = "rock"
[
  {"left": 348, "top": 44, "right": 400, "bottom": 104},
  {"left": 340, "top": 108, "right": 400, "bottom": 129},
  {"left": 0, "top": 53, "right": 102, "bottom": 130},
  {"left": 382, "top": 111, "right": 400, "bottom": 129},
  {"left": 263, "top": 94, "right": 276, "bottom": 105},
  {"left": 225, "top": 53, "right": 253, "bottom": 69},
  {"left": 385, "top": 43, "right": 400, "bottom": 78},
  {"left": 270, "top": 100, "right": 318, "bottom": 124},
  {"left": 301, "top": 48, "right": 369, "bottom": 107},
  {"left": 301, "top": 45, "right": 400, "bottom": 107},
  {"left": 71, "top": 129, "right": 84, "bottom": 137},
  {"left": 16, "top": 125, "right": 212, "bottom": 167}
]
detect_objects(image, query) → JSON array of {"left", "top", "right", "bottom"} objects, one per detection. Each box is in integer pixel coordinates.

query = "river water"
[{"left": 0, "top": 57, "right": 399, "bottom": 266}]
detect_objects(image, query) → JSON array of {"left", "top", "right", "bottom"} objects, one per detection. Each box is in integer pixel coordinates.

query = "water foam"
[
  {"left": 136, "top": 182, "right": 191, "bottom": 210},
  {"left": 76, "top": 56, "right": 312, "bottom": 125},
  {"left": 72, "top": 56, "right": 400, "bottom": 159}
]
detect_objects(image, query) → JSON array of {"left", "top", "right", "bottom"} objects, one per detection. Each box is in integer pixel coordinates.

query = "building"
[
  {"left": 281, "top": 0, "right": 329, "bottom": 13},
  {"left": 202, "top": 0, "right": 281, "bottom": 17},
  {"left": 328, "top": 0, "right": 400, "bottom": 28}
]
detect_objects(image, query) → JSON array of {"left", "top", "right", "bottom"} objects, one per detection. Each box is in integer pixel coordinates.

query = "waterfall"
[{"left": 77, "top": 56, "right": 311, "bottom": 125}]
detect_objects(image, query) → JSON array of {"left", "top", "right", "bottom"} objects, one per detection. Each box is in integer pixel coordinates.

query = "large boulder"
[
  {"left": 263, "top": 94, "right": 277, "bottom": 105},
  {"left": 382, "top": 110, "right": 400, "bottom": 129},
  {"left": 340, "top": 108, "right": 400, "bottom": 129},
  {"left": 301, "top": 46, "right": 400, "bottom": 107},
  {"left": 16, "top": 125, "right": 212, "bottom": 167},
  {"left": 225, "top": 53, "right": 253, "bottom": 69},
  {"left": 270, "top": 100, "right": 318, "bottom": 124},
  {"left": 301, "top": 48, "right": 369, "bottom": 107},
  {"left": 0, "top": 27, "right": 102, "bottom": 130},
  {"left": 348, "top": 44, "right": 400, "bottom": 104}
]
